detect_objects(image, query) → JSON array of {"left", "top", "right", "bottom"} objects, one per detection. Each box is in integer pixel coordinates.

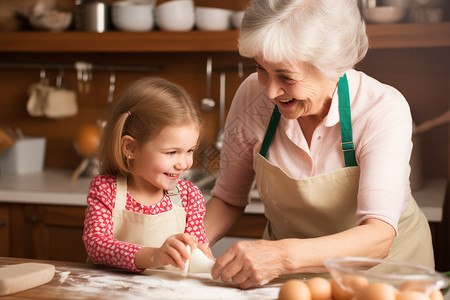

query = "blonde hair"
[
  {"left": 97, "top": 77, "right": 201, "bottom": 176},
  {"left": 239, "top": 0, "right": 369, "bottom": 81}
]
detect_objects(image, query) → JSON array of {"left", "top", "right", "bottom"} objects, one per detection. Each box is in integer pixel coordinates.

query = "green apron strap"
[
  {"left": 259, "top": 75, "right": 357, "bottom": 166},
  {"left": 259, "top": 105, "right": 281, "bottom": 158},
  {"left": 338, "top": 74, "right": 358, "bottom": 167}
]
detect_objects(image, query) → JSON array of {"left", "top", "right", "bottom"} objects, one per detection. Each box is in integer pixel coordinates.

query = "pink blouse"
[
  {"left": 83, "top": 175, "right": 208, "bottom": 272},
  {"left": 211, "top": 69, "right": 413, "bottom": 233}
]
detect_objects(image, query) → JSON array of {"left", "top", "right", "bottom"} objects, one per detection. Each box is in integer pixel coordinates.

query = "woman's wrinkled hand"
[{"left": 211, "top": 239, "right": 284, "bottom": 289}]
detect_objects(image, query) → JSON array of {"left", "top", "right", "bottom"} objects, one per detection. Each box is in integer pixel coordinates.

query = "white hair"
[{"left": 238, "top": 0, "right": 369, "bottom": 81}]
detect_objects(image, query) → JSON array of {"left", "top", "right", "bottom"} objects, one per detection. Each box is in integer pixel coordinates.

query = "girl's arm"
[{"left": 82, "top": 176, "right": 143, "bottom": 272}]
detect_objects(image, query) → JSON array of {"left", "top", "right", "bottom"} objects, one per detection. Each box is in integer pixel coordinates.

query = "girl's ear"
[{"left": 121, "top": 135, "right": 136, "bottom": 159}]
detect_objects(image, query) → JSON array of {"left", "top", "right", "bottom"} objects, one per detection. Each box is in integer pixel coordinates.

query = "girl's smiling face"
[
  {"left": 254, "top": 56, "right": 337, "bottom": 120},
  {"left": 129, "top": 124, "right": 200, "bottom": 197}
]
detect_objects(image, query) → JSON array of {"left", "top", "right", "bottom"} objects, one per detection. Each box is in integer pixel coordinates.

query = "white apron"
[
  {"left": 255, "top": 75, "right": 434, "bottom": 268},
  {"left": 112, "top": 174, "right": 186, "bottom": 248}
]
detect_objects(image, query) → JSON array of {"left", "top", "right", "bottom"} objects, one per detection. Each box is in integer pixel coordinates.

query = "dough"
[
  {"left": 188, "top": 247, "right": 215, "bottom": 274},
  {"left": 0, "top": 263, "right": 55, "bottom": 296},
  {"left": 161, "top": 246, "right": 215, "bottom": 275}
]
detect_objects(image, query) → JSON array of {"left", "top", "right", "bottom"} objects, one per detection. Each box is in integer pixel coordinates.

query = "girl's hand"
[
  {"left": 211, "top": 240, "right": 283, "bottom": 289},
  {"left": 152, "top": 233, "right": 198, "bottom": 269}
]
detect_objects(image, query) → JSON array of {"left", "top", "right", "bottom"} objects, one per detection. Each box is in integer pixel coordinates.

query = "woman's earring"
[{"left": 128, "top": 155, "right": 131, "bottom": 159}]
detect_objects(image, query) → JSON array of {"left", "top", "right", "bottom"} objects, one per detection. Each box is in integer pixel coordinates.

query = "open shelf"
[{"left": 0, "top": 22, "right": 449, "bottom": 53}]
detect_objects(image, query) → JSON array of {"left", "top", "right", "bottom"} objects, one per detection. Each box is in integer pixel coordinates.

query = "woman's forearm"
[
  {"left": 280, "top": 218, "right": 396, "bottom": 274},
  {"left": 204, "top": 196, "right": 246, "bottom": 245}
]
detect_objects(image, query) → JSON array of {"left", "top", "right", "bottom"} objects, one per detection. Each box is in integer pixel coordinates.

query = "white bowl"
[
  {"left": 29, "top": 11, "right": 73, "bottom": 32},
  {"left": 155, "top": 0, "right": 195, "bottom": 31},
  {"left": 112, "top": 1, "right": 154, "bottom": 31},
  {"left": 231, "top": 10, "right": 245, "bottom": 29},
  {"left": 195, "top": 7, "right": 232, "bottom": 31},
  {"left": 363, "top": 6, "right": 407, "bottom": 24}
]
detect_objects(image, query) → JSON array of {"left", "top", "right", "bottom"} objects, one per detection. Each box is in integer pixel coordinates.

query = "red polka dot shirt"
[{"left": 83, "top": 175, "right": 208, "bottom": 272}]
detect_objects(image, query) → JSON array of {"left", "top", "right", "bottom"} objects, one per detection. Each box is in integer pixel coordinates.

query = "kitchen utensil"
[
  {"left": 231, "top": 10, "right": 245, "bottom": 29},
  {"left": 75, "top": 0, "right": 109, "bottom": 32},
  {"left": 73, "top": 125, "right": 101, "bottom": 158},
  {"left": 0, "top": 263, "right": 55, "bottom": 296},
  {"left": 71, "top": 125, "right": 101, "bottom": 181},
  {"left": 44, "top": 70, "right": 78, "bottom": 119},
  {"left": 111, "top": 1, "right": 154, "bottom": 32},
  {"left": 215, "top": 72, "right": 226, "bottom": 150},
  {"left": 0, "top": 137, "right": 46, "bottom": 175},
  {"left": 155, "top": 0, "right": 195, "bottom": 31},
  {"left": 363, "top": 6, "right": 408, "bottom": 23},
  {"left": 324, "top": 256, "right": 449, "bottom": 295},
  {"left": 195, "top": 7, "right": 232, "bottom": 31},
  {"left": 107, "top": 70, "right": 116, "bottom": 107},
  {"left": 29, "top": 11, "right": 73, "bottom": 32},
  {"left": 200, "top": 57, "right": 215, "bottom": 111},
  {"left": 75, "top": 61, "right": 92, "bottom": 93},
  {"left": 26, "top": 69, "right": 50, "bottom": 117}
]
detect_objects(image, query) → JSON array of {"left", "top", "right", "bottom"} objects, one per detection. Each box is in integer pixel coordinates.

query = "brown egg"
[
  {"left": 341, "top": 274, "right": 370, "bottom": 293},
  {"left": 74, "top": 125, "right": 102, "bottom": 157},
  {"left": 356, "top": 282, "right": 396, "bottom": 300},
  {"left": 397, "top": 290, "right": 429, "bottom": 300},
  {"left": 429, "top": 290, "right": 444, "bottom": 300},
  {"left": 278, "top": 279, "right": 312, "bottom": 300},
  {"left": 306, "top": 277, "right": 331, "bottom": 300},
  {"left": 330, "top": 280, "right": 354, "bottom": 300}
]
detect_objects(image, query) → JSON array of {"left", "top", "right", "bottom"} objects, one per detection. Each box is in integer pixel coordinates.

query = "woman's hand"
[
  {"left": 135, "top": 233, "right": 198, "bottom": 270},
  {"left": 211, "top": 239, "right": 284, "bottom": 289}
]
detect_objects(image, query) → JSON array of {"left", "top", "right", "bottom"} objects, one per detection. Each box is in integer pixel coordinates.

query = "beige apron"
[
  {"left": 255, "top": 156, "right": 434, "bottom": 267},
  {"left": 255, "top": 75, "right": 434, "bottom": 268},
  {"left": 112, "top": 174, "right": 186, "bottom": 248}
]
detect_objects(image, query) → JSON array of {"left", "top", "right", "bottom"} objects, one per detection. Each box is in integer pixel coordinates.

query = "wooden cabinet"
[
  {"left": 0, "top": 205, "right": 10, "bottom": 257},
  {"left": 0, "top": 201, "right": 265, "bottom": 263},
  {"left": 1, "top": 203, "right": 87, "bottom": 263}
]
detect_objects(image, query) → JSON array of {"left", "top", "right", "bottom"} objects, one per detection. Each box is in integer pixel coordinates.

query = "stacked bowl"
[
  {"left": 112, "top": 0, "right": 155, "bottom": 32},
  {"left": 155, "top": 0, "right": 195, "bottom": 31}
]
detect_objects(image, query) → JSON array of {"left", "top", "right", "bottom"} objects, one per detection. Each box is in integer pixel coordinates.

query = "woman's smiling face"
[{"left": 254, "top": 56, "right": 337, "bottom": 120}]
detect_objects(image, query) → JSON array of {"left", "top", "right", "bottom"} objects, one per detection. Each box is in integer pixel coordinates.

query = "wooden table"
[{"left": 0, "top": 257, "right": 282, "bottom": 299}]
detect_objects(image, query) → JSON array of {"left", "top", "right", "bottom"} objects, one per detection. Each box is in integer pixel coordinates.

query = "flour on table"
[
  {"left": 53, "top": 266, "right": 281, "bottom": 300},
  {"left": 58, "top": 271, "right": 70, "bottom": 284}
]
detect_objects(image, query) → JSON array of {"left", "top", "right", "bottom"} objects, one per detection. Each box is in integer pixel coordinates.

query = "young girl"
[{"left": 83, "top": 77, "right": 209, "bottom": 273}]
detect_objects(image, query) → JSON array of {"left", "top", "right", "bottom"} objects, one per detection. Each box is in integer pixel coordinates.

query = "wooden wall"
[{"left": 0, "top": 52, "right": 253, "bottom": 170}]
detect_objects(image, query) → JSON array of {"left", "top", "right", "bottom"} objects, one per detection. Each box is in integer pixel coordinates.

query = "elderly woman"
[{"left": 204, "top": 0, "right": 434, "bottom": 289}]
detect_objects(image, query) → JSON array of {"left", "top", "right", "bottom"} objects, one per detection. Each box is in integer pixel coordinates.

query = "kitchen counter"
[
  {"left": 0, "top": 169, "right": 265, "bottom": 214},
  {"left": 0, "top": 170, "right": 91, "bottom": 206},
  {"left": 0, "top": 257, "right": 282, "bottom": 300},
  {"left": 0, "top": 169, "right": 446, "bottom": 222}
]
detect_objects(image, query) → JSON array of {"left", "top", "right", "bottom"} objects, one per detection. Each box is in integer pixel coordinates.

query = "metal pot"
[{"left": 75, "top": 0, "right": 109, "bottom": 32}]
